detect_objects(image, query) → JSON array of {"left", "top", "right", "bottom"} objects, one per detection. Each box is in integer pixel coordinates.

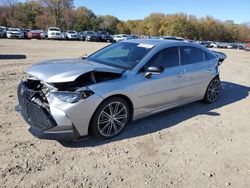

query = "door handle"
[
  {"left": 177, "top": 72, "right": 184, "bottom": 77},
  {"left": 207, "top": 67, "right": 212, "bottom": 72}
]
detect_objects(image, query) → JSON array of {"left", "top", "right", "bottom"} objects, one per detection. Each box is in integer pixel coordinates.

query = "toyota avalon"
[{"left": 17, "top": 39, "right": 226, "bottom": 140}]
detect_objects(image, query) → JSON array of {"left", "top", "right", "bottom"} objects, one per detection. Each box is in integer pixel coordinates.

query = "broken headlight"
[{"left": 49, "top": 90, "right": 94, "bottom": 103}]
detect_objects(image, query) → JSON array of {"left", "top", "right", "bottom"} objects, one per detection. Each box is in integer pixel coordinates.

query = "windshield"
[
  {"left": 88, "top": 42, "right": 154, "bottom": 70},
  {"left": 10, "top": 29, "right": 20, "bottom": 32},
  {"left": 49, "top": 28, "right": 60, "bottom": 31},
  {"left": 86, "top": 31, "right": 95, "bottom": 35},
  {"left": 31, "top": 30, "right": 43, "bottom": 33}
]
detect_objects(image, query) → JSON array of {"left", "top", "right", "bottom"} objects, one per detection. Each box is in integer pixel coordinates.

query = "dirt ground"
[{"left": 0, "top": 39, "right": 249, "bottom": 188}]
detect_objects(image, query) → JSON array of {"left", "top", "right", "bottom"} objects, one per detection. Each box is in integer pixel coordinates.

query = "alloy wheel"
[
  {"left": 207, "top": 79, "right": 221, "bottom": 102},
  {"left": 97, "top": 101, "right": 128, "bottom": 137}
]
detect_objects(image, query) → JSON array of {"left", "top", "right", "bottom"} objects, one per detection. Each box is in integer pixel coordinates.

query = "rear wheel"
[
  {"left": 203, "top": 77, "right": 221, "bottom": 103},
  {"left": 91, "top": 97, "right": 131, "bottom": 139}
]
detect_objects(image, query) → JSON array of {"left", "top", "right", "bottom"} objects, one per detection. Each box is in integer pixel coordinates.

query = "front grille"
[{"left": 17, "top": 82, "right": 57, "bottom": 131}]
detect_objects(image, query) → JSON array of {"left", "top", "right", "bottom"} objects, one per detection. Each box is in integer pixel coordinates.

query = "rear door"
[{"left": 180, "top": 46, "right": 214, "bottom": 100}]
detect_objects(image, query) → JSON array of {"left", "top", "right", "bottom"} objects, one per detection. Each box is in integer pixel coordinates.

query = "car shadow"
[
  {"left": 29, "top": 81, "right": 250, "bottom": 147},
  {"left": 0, "top": 54, "right": 26, "bottom": 60}
]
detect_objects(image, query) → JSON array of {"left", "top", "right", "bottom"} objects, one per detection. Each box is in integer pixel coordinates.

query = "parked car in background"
[
  {"left": 245, "top": 43, "right": 250, "bottom": 51},
  {"left": 48, "top": 27, "right": 63, "bottom": 40},
  {"left": 159, "top": 36, "right": 185, "bottom": 41},
  {"left": 66, "top": 30, "right": 80, "bottom": 40},
  {"left": 237, "top": 43, "right": 245, "bottom": 50},
  {"left": 84, "top": 31, "right": 98, "bottom": 41},
  {"left": 6, "top": 28, "right": 24, "bottom": 39},
  {"left": 0, "top": 26, "right": 8, "bottom": 38},
  {"left": 127, "top": 35, "right": 139, "bottom": 40},
  {"left": 96, "top": 31, "right": 114, "bottom": 42},
  {"left": 79, "top": 32, "right": 86, "bottom": 41},
  {"left": 17, "top": 39, "right": 226, "bottom": 140},
  {"left": 27, "top": 30, "right": 44, "bottom": 39},
  {"left": 62, "top": 32, "right": 67, "bottom": 40},
  {"left": 198, "top": 41, "right": 211, "bottom": 48},
  {"left": 40, "top": 31, "right": 48, "bottom": 39},
  {"left": 210, "top": 41, "right": 219, "bottom": 48},
  {"left": 113, "top": 34, "right": 128, "bottom": 42},
  {"left": 21, "top": 29, "right": 30, "bottom": 39},
  {"left": 0, "top": 28, "right": 4, "bottom": 38},
  {"left": 227, "top": 43, "right": 238, "bottom": 49},
  {"left": 217, "top": 42, "right": 228, "bottom": 48}
]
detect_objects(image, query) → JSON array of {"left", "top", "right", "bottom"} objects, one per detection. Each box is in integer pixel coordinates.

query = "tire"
[
  {"left": 203, "top": 77, "right": 221, "bottom": 103},
  {"left": 90, "top": 97, "right": 131, "bottom": 139}
]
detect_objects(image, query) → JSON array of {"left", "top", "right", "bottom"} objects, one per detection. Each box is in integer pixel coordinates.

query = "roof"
[
  {"left": 120, "top": 39, "right": 209, "bottom": 51},
  {"left": 121, "top": 39, "right": 183, "bottom": 46}
]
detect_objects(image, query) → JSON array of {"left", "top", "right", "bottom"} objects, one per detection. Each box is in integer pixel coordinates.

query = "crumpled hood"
[{"left": 26, "top": 58, "right": 124, "bottom": 83}]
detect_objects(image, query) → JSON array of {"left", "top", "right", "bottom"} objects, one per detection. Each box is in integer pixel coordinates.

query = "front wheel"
[
  {"left": 91, "top": 97, "right": 131, "bottom": 139},
  {"left": 203, "top": 77, "right": 221, "bottom": 103}
]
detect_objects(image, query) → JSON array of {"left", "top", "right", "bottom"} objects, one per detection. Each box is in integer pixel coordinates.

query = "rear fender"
[{"left": 212, "top": 51, "right": 227, "bottom": 65}]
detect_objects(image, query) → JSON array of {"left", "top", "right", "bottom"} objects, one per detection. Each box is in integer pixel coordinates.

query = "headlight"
[{"left": 50, "top": 90, "right": 94, "bottom": 103}]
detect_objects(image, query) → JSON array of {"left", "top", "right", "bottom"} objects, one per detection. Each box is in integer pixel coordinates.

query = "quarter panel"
[{"left": 182, "top": 60, "right": 217, "bottom": 99}]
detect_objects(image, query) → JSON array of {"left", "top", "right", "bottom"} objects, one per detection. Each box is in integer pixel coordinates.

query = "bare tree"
[
  {"left": 1, "top": 0, "right": 18, "bottom": 6},
  {"left": 39, "top": 0, "right": 73, "bottom": 27},
  {"left": 1, "top": 0, "right": 19, "bottom": 17}
]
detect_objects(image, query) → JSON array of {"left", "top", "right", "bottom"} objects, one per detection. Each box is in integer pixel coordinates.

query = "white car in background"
[
  {"left": 65, "top": 30, "right": 80, "bottom": 40},
  {"left": 210, "top": 42, "right": 219, "bottom": 48},
  {"left": 48, "top": 27, "right": 63, "bottom": 39},
  {"left": 6, "top": 28, "right": 24, "bottom": 39},
  {"left": 113, "top": 34, "right": 128, "bottom": 42}
]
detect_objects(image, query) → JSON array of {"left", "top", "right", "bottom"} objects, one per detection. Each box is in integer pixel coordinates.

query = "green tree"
[
  {"left": 116, "top": 21, "right": 130, "bottom": 34},
  {"left": 73, "top": 6, "right": 96, "bottom": 31},
  {"left": 96, "top": 15, "right": 119, "bottom": 34}
]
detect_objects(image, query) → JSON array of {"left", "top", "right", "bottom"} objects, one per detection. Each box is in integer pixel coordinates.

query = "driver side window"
[{"left": 146, "top": 47, "right": 180, "bottom": 69}]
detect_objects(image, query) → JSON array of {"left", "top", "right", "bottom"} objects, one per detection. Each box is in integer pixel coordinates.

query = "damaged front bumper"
[{"left": 16, "top": 81, "right": 103, "bottom": 140}]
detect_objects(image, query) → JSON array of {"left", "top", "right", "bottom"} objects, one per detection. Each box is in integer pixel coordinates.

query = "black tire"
[
  {"left": 203, "top": 77, "right": 221, "bottom": 104},
  {"left": 90, "top": 97, "right": 131, "bottom": 139}
]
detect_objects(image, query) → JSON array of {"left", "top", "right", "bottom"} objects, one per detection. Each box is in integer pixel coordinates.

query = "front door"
[{"left": 136, "top": 46, "right": 185, "bottom": 113}]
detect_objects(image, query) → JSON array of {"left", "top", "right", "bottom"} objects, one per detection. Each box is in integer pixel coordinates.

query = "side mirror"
[
  {"left": 144, "top": 66, "right": 164, "bottom": 78},
  {"left": 82, "top": 54, "right": 88, "bottom": 59}
]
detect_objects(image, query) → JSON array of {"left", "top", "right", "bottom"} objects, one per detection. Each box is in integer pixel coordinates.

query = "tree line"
[{"left": 1, "top": 0, "right": 250, "bottom": 42}]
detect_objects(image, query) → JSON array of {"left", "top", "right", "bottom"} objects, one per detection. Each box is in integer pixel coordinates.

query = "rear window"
[
  {"left": 204, "top": 51, "right": 216, "bottom": 61},
  {"left": 146, "top": 47, "right": 179, "bottom": 69},
  {"left": 180, "top": 46, "right": 204, "bottom": 65}
]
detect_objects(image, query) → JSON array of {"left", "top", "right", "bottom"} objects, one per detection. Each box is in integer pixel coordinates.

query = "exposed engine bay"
[
  {"left": 22, "top": 71, "right": 122, "bottom": 108},
  {"left": 51, "top": 71, "right": 122, "bottom": 91}
]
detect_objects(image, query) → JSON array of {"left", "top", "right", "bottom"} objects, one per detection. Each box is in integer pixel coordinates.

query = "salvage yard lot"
[{"left": 0, "top": 39, "right": 250, "bottom": 187}]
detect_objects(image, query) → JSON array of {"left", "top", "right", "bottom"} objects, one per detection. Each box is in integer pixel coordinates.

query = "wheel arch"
[
  {"left": 88, "top": 94, "right": 134, "bottom": 135},
  {"left": 203, "top": 74, "right": 221, "bottom": 103}
]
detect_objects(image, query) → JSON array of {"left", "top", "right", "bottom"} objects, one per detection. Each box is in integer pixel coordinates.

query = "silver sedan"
[{"left": 17, "top": 39, "right": 227, "bottom": 140}]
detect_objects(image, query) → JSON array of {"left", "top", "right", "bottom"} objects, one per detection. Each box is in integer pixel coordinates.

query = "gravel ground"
[{"left": 0, "top": 39, "right": 249, "bottom": 188}]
